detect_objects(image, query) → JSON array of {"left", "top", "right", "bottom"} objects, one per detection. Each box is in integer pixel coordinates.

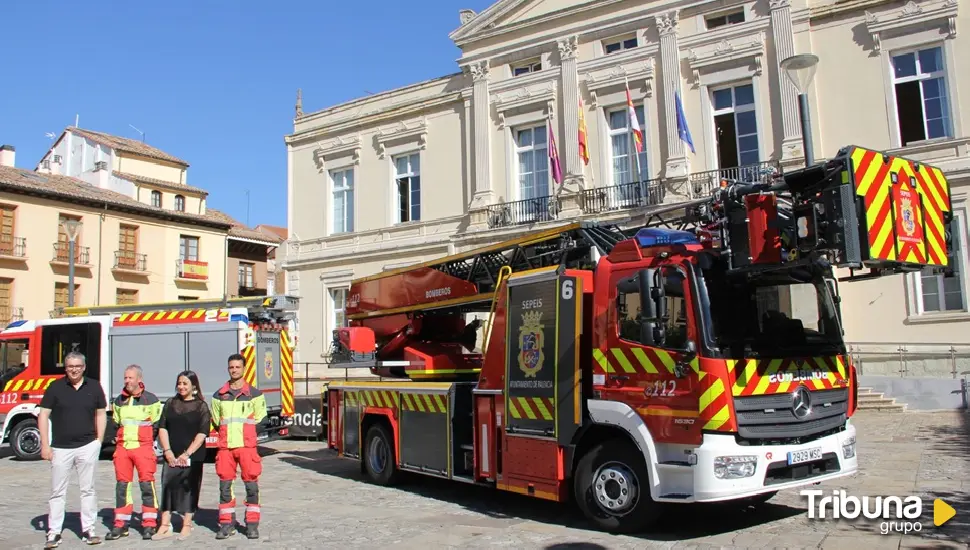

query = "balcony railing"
[
  {"left": 176, "top": 258, "right": 209, "bottom": 281},
  {"left": 0, "top": 306, "right": 24, "bottom": 326},
  {"left": 0, "top": 237, "right": 27, "bottom": 259},
  {"left": 114, "top": 251, "right": 147, "bottom": 272},
  {"left": 486, "top": 195, "right": 561, "bottom": 229},
  {"left": 580, "top": 179, "right": 666, "bottom": 215},
  {"left": 688, "top": 161, "right": 781, "bottom": 196},
  {"left": 51, "top": 242, "right": 91, "bottom": 265}
]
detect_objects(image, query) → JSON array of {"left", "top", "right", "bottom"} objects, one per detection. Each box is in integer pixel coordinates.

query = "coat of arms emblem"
[
  {"left": 901, "top": 197, "right": 916, "bottom": 236},
  {"left": 517, "top": 311, "right": 545, "bottom": 378},
  {"left": 264, "top": 350, "right": 274, "bottom": 379}
]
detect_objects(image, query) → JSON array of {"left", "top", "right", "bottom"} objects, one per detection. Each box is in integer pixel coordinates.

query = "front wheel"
[
  {"left": 11, "top": 418, "right": 42, "bottom": 461},
  {"left": 362, "top": 423, "right": 399, "bottom": 486},
  {"left": 573, "top": 438, "right": 661, "bottom": 534}
]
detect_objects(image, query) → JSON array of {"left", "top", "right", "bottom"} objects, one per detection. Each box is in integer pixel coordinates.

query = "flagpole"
[{"left": 625, "top": 76, "right": 643, "bottom": 199}]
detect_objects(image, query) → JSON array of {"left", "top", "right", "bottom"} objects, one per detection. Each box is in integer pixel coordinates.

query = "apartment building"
[
  {"left": 284, "top": 0, "right": 968, "bottom": 383},
  {"left": 206, "top": 210, "right": 284, "bottom": 298},
  {"left": 0, "top": 148, "right": 231, "bottom": 322}
]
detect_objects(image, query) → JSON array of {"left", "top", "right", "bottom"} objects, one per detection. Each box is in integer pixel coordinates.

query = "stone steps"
[{"left": 856, "top": 387, "right": 907, "bottom": 412}]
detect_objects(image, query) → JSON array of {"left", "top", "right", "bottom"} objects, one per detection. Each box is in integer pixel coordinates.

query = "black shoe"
[
  {"left": 81, "top": 531, "right": 102, "bottom": 545},
  {"left": 215, "top": 524, "right": 236, "bottom": 540},
  {"left": 142, "top": 527, "right": 156, "bottom": 540},
  {"left": 104, "top": 526, "right": 128, "bottom": 541},
  {"left": 246, "top": 525, "right": 259, "bottom": 539},
  {"left": 44, "top": 533, "right": 62, "bottom": 549}
]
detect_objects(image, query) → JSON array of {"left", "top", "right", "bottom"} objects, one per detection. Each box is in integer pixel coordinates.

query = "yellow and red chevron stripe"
[
  {"left": 3, "top": 377, "right": 57, "bottom": 392},
  {"left": 242, "top": 344, "right": 257, "bottom": 386},
  {"left": 592, "top": 346, "right": 679, "bottom": 375},
  {"left": 353, "top": 389, "right": 402, "bottom": 409},
  {"left": 729, "top": 356, "right": 848, "bottom": 397},
  {"left": 850, "top": 147, "right": 950, "bottom": 266},
  {"left": 280, "top": 329, "right": 294, "bottom": 416},
  {"left": 507, "top": 396, "right": 556, "bottom": 421},
  {"left": 400, "top": 392, "right": 447, "bottom": 414},
  {"left": 112, "top": 308, "right": 230, "bottom": 326},
  {"left": 695, "top": 363, "right": 734, "bottom": 432}
]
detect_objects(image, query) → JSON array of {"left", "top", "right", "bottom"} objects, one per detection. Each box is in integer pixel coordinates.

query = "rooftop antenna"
[
  {"left": 129, "top": 124, "right": 145, "bottom": 142},
  {"left": 75, "top": 114, "right": 79, "bottom": 127},
  {"left": 245, "top": 189, "right": 251, "bottom": 226}
]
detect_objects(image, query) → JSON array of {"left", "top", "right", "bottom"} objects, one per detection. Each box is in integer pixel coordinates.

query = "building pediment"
[{"left": 450, "top": 0, "right": 607, "bottom": 46}]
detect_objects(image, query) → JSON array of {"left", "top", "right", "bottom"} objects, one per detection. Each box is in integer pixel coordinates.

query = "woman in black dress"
[{"left": 153, "top": 370, "right": 211, "bottom": 540}]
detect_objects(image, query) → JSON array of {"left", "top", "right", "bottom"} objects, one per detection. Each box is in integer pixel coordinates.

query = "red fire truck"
[
  {"left": 0, "top": 296, "right": 299, "bottom": 461},
  {"left": 324, "top": 145, "right": 953, "bottom": 533}
]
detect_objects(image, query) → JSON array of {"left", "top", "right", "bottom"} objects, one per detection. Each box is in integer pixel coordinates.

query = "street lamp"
[
  {"left": 61, "top": 219, "right": 82, "bottom": 307},
  {"left": 780, "top": 53, "right": 820, "bottom": 167}
]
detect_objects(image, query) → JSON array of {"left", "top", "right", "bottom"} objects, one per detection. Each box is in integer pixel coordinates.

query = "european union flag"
[{"left": 675, "top": 91, "right": 695, "bottom": 154}]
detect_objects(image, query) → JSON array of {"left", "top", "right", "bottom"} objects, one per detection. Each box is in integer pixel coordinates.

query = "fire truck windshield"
[
  {"left": 700, "top": 267, "right": 844, "bottom": 358},
  {"left": 0, "top": 338, "right": 29, "bottom": 383}
]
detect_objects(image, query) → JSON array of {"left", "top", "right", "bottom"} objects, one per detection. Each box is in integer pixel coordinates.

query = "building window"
[
  {"left": 711, "top": 83, "right": 760, "bottom": 169},
  {"left": 331, "top": 168, "right": 354, "bottom": 234},
  {"left": 331, "top": 288, "right": 348, "bottom": 329},
  {"left": 118, "top": 224, "right": 138, "bottom": 268},
  {"left": 514, "top": 125, "right": 550, "bottom": 201},
  {"left": 151, "top": 190, "right": 161, "bottom": 208},
  {"left": 604, "top": 35, "right": 637, "bottom": 54},
  {"left": 607, "top": 106, "right": 648, "bottom": 185},
  {"left": 915, "top": 206, "right": 967, "bottom": 314},
  {"left": 174, "top": 195, "right": 185, "bottom": 212},
  {"left": 179, "top": 235, "right": 199, "bottom": 261},
  {"left": 0, "top": 277, "right": 12, "bottom": 326},
  {"left": 54, "top": 282, "right": 79, "bottom": 310},
  {"left": 706, "top": 10, "right": 744, "bottom": 30},
  {"left": 512, "top": 58, "right": 542, "bottom": 76},
  {"left": 0, "top": 204, "right": 16, "bottom": 255},
  {"left": 393, "top": 153, "right": 421, "bottom": 223},
  {"left": 116, "top": 288, "right": 138, "bottom": 305},
  {"left": 891, "top": 46, "right": 952, "bottom": 146},
  {"left": 238, "top": 262, "right": 254, "bottom": 289}
]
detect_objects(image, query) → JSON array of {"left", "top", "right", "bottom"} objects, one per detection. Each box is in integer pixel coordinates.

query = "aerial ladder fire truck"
[
  {"left": 323, "top": 145, "right": 953, "bottom": 533},
  {"left": 0, "top": 295, "right": 299, "bottom": 461}
]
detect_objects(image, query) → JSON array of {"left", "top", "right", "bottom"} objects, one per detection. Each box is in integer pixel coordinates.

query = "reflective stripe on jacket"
[
  {"left": 113, "top": 390, "right": 162, "bottom": 450},
  {"left": 210, "top": 382, "right": 267, "bottom": 449}
]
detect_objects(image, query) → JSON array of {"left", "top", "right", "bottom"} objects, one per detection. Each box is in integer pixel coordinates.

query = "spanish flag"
[
  {"left": 578, "top": 97, "right": 590, "bottom": 165},
  {"left": 626, "top": 86, "right": 644, "bottom": 153}
]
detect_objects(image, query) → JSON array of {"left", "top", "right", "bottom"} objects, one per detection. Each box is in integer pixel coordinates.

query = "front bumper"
[{"left": 691, "top": 421, "right": 857, "bottom": 502}]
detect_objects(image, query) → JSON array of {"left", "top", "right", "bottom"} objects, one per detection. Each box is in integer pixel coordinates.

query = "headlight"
[
  {"left": 714, "top": 455, "right": 758, "bottom": 479},
  {"left": 842, "top": 436, "right": 856, "bottom": 459}
]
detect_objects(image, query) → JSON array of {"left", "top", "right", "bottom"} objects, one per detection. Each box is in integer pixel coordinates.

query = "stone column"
[
  {"left": 557, "top": 35, "right": 583, "bottom": 184},
  {"left": 468, "top": 60, "right": 493, "bottom": 208},
  {"left": 656, "top": 11, "right": 688, "bottom": 179},
  {"left": 770, "top": 0, "right": 803, "bottom": 164}
]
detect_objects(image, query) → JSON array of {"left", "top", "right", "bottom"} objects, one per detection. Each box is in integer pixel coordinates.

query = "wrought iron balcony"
[
  {"left": 580, "top": 179, "right": 666, "bottom": 215},
  {"left": 0, "top": 306, "right": 24, "bottom": 326},
  {"left": 0, "top": 237, "right": 26, "bottom": 259},
  {"left": 486, "top": 195, "right": 561, "bottom": 229},
  {"left": 51, "top": 242, "right": 91, "bottom": 265},
  {"left": 688, "top": 161, "right": 781, "bottom": 196},
  {"left": 114, "top": 251, "right": 147, "bottom": 272}
]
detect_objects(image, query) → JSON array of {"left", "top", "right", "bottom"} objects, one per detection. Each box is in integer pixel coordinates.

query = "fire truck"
[
  {"left": 324, "top": 145, "right": 952, "bottom": 533},
  {"left": 0, "top": 295, "right": 299, "bottom": 461}
]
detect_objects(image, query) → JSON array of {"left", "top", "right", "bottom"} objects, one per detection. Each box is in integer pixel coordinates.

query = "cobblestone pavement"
[{"left": 1, "top": 410, "right": 969, "bottom": 549}]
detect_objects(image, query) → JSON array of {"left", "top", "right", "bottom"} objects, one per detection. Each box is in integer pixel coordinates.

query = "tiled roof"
[
  {"left": 113, "top": 171, "right": 209, "bottom": 196},
  {"left": 206, "top": 209, "right": 283, "bottom": 245},
  {"left": 255, "top": 224, "right": 288, "bottom": 240},
  {"left": 0, "top": 165, "right": 230, "bottom": 230},
  {"left": 68, "top": 127, "right": 189, "bottom": 167}
]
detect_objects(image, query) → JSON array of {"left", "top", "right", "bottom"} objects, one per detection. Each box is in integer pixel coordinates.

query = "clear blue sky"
[{"left": 2, "top": 0, "right": 493, "bottom": 229}]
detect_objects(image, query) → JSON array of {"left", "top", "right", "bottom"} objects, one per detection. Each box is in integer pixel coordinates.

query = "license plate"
[{"left": 788, "top": 447, "right": 822, "bottom": 465}]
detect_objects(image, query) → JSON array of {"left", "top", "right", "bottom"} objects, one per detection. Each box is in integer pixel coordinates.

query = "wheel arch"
[
  {"left": 1, "top": 404, "right": 41, "bottom": 443},
  {"left": 578, "top": 399, "right": 661, "bottom": 501}
]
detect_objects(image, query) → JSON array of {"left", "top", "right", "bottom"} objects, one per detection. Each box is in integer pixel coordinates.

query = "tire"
[
  {"left": 573, "top": 438, "right": 662, "bottom": 534},
  {"left": 11, "top": 418, "right": 42, "bottom": 461},
  {"left": 362, "top": 423, "right": 398, "bottom": 486}
]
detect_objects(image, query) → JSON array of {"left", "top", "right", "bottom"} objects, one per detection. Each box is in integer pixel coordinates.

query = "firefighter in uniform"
[
  {"left": 106, "top": 364, "right": 162, "bottom": 540},
  {"left": 210, "top": 352, "right": 268, "bottom": 540}
]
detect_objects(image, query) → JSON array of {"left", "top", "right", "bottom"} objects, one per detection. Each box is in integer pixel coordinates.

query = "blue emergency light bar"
[{"left": 635, "top": 228, "right": 699, "bottom": 247}]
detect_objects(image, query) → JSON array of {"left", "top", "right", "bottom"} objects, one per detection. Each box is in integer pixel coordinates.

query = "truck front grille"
[{"left": 733, "top": 388, "right": 848, "bottom": 443}]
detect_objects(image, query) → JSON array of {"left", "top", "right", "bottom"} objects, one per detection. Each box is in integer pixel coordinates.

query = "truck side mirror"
[
  {"left": 637, "top": 268, "right": 659, "bottom": 347},
  {"left": 674, "top": 340, "right": 697, "bottom": 378}
]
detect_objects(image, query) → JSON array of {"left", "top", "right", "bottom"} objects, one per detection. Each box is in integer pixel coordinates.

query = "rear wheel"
[
  {"left": 362, "top": 423, "right": 399, "bottom": 486},
  {"left": 574, "top": 438, "right": 661, "bottom": 534},
  {"left": 11, "top": 418, "right": 42, "bottom": 461}
]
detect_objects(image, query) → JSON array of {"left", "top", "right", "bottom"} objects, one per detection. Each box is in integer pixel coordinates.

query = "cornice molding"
[
  {"left": 865, "top": 0, "right": 957, "bottom": 52},
  {"left": 492, "top": 81, "right": 557, "bottom": 127},
  {"left": 312, "top": 134, "right": 361, "bottom": 170},
  {"left": 686, "top": 31, "right": 767, "bottom": 86},
  {"left": 375, "top": 117, "right": 430, "bottom": 159},
  {"left": 581, "top": 52, "right": 657, "bottom": 106}
]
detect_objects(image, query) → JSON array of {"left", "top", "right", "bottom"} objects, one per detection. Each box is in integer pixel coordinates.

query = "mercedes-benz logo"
[{"left": 792, "top": 386, "right": 812, "bottom": 419}]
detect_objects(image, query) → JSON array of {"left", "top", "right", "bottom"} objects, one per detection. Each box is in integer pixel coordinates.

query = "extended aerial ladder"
[{"left": 53, "top": 295, "right": 300, "bottom": 324}]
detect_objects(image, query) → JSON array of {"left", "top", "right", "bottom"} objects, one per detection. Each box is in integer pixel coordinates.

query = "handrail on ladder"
[{"left": 481, "top": 266, "right": 513, "bottom": 356}]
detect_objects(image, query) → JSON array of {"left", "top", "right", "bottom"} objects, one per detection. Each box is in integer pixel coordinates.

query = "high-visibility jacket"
[
  {"left": 113, "top": 387, "right": 162, "bottom": 450},
  {"left": 210, "top": 382, "right": 267, "bottom": 449}
]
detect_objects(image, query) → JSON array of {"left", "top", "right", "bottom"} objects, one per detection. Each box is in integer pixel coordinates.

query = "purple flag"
[{"left": 548, "top": 122, "right": 563, "bottom": 185}]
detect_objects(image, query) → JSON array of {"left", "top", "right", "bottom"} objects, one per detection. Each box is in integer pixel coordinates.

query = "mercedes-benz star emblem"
[{"left": 792, "top": 386, "right": 812, "bottom": 419}]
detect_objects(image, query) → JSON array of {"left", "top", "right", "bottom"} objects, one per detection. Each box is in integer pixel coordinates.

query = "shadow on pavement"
[{"left": 277, "top": 447, "right": 803, "bottom": 542}]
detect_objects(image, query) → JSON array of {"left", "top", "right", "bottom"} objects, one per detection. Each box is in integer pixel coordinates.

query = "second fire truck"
[{"left": 324, "top": 145, "right": 953, "bottom": 533}]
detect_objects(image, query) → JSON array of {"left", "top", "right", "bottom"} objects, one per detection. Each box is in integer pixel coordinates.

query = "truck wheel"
[
  {"left": 11, "top": 418, "right": 42, "bottom": 461},
  {"left": 573, "top": 438, "right": 661, "bottom": 534},
  {"left": 363, "top": 423, "right": 398, "bottom": 486}
]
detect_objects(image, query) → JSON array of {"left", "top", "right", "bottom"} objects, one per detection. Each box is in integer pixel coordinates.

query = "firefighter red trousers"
[
  {"left": 216, "top": 447, "right": 262, "bottom": 527},
  {"left": 112, "top": 445, "right": 158, "bottom": 528}
]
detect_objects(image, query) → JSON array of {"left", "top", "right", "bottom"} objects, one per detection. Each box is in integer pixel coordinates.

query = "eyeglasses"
[{"left": 65, "top": 364, "right": 85, "bottom": 369}]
